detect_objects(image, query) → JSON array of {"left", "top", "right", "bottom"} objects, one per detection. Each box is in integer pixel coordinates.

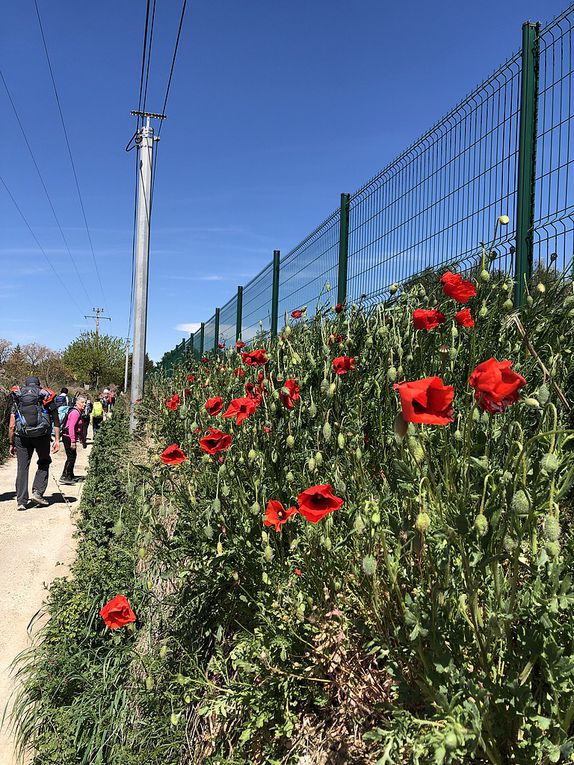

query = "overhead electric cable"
[
  {"left": 33, "top": 0, "right": 107, "bottom": 304},
  {"left": 0, "top": 69, "right": 93, "bottom": 308},
  {"left": 158, "top": 0, "right": 188, "bottom": 136},
  {"left": 0, "top": 173, "right": 84, "bottom": 314},
  {"left": 136, "top": 0, "right": 152, "bottom": 130},
  {"left": 142, "top": 0, "right": 158, "bottom": 117}
]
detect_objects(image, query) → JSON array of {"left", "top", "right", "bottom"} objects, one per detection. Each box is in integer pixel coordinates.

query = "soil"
[{"left": 0, "top": 440, "right": 91, "bottom": 764}]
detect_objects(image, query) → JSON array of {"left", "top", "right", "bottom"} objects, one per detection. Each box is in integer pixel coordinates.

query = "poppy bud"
[
  {"left": 415, "top": 512, "right": 430, "bottom": 533},
  {"left": 511, "top": 490, "right": 530, "bottom": 516},
  {"left": 286, "top": 435, "right": 295, "bottom": 449},
  {"left": 320, "top": 379, "right": 329, "bottom": 395},
  {"left": 171, "top": 713, "right": 181, "bottom": 726},
  {"left": 451, "top": 325, "right": 459, "bottom": 338},
  {"left": 474, "top": 514, "right": 488, "bottom": 536},
  {"left": 563, "top": 295, "right": 574, "bottom": 308},
  {"left": 371, "top": 511, "right": 381, "bottom": 525},
  {"left": 454, "top": 429, "right": 462, "bottom": 441},
  {"left": 322, "top": 421, "right": 332, "bottom": 442},
  {"left": 337, "top": 433, "right": 345, "bottom": 449},
  {"left": 378, "top": 325, "right": 388, "bottom": 337},
  {"left": 315, "top": 451, "right": 323, "bottom": 466},
  {"left": 145, "top": 675, "right": 154, "bottom": 691},
  {"left": 541, "top": 453, "right": 560, "bottom": 474},
  {"left": 216, "top": 541, "right": 223, "bottom": 556},
  {"left": 204, "top": 524, "right": 214, "bottom": 540},
  {"left": 537, "top": 384, "right": 550, "bottom": 405},
  {"left": 546, "top": 540, "right": 561, "bottom": 559},
  {"left": 309, "top": 402, "right": 317, "bottom": 417},
  {"left": 543, "top": 515, "right": 561, "bottom": 541},
  {"left": 479, "top": 303, "right": 488, "bottom": 318},
  {"left": 291, "top": 353, "right": 301, "bottom": 365},
  {"left": 159, "top": 645, "right": 168, "bottom": 659},
  {"left": 270, "top": 402, "right": 277, "bottom": 414},
  {"left": 498, "top": 215, "right": 510, "bottom": 225},
  {"left": 284, "top": 325, "right": 292, "bottom": 337},
  {"left": 389, "top": 283, "right": 399, "bottom": 294},
  {"left": 524, "top": 397, "right": 540, "bottom": 409},
  {"left": 251, "top": 501, "right": 261, "bottom": 515},
  {"left": 362, "top": 555, "right": 377, "bottom": 576},
  {"left": 526, "top": 295, "right": 534, "bottom": 307},
  {"left": 387, "top": 366, "right": 397, "bottom": 382},
  {"left": 407, "top": 436, "right": 425, "bottom": 464},
  {"left": 248, "top": 449, "right": 257, "bottom": 461},
  {"left": 503, "top": 535, "right": 516, "bottom": 554},
  {"left": 480, "top": 269, "right": 490, "bottom": 283},
  {"left": 212, "top": 498, "right": 221, "bottom": 513},
  {"left": 354, "top": 514, "right": 365, "bottom": 533},
  {"left": 328, "top": 383, "right": 337, "bottom": 397},
  {"left": 503, "top": 298, "right": 514, "bottom": 311},
  {"left": 444, "top": 732, "right": 459, "bottom": 751},
  {"left": 501, "top": 282, "right": 510, "bottom": 292},
  {"left": 307, "top": 457, "right": 316, "bottom": 471},
  {"left": 138, "top": 546, "right": 146, "bottom": 559},
  {"left": 321, "top": 536, "right": 332, "bottom": 551},
  {"left": 355, "top": 446, "right": 362, "bottom": 460},
  {"left": 261, "top": 530, "right": 268, "bottom": 543},
  {"left": 286, "top": 470, "right": 295, "bottom": 482},
  {"left": 449, "top": 348, "right": 458, "bottom": 361},
  {"left": 366, "top": 336, "right": 373, "bottom": 348},
  {"left": 536, "top": 283, "right": 546, "bottom": 294}
]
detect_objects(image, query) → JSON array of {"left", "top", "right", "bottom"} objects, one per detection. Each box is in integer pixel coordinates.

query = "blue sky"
[{"left": 0, "top": 0, "right": 568, "bottom": 360}]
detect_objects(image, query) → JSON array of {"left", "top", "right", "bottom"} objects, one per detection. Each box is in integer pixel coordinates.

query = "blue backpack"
[{"left": 12, "top": 385, "right": 53, "bottom": 439}]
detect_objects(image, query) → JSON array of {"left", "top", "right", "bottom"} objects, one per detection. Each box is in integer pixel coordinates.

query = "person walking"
[
  {"left": 8, "top": 376, "right": 60, "bottom": 510},
  {"left": 91, "top": 397, "right": 104, "bottom": 436},
  {"left": 81, "top": 396, "right": 92, "bottom": 443},
  {"left": 60, "top": 395, "right": 87, "bottom": 485}
]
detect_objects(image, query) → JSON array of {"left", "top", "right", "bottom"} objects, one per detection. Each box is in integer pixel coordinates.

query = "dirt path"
[{"left": 0, "top": 440, "right": 91, "bottom": 765}]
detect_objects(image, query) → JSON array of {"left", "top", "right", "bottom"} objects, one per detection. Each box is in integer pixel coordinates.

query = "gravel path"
[{"left": 0, "top": 440, "right": 91, "bottom": 764}]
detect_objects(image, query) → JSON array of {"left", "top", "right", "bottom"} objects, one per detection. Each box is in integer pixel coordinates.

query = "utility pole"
[
  {"left": 124, "top": 336, "right": 130, "bottom": 393},
  {"left": 84, "top": 307, "right": 111, "bottom": 338},
  {"left": 129, "top": 110, "right": 165, "bottom": 430}
]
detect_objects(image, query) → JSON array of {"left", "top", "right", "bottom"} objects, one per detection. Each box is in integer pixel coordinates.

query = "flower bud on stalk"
[
  {"left": 322, "top": 421, "right": 332, "bottom": 442},
  {"left": 480, "top": 269, "right": 491, "bottom": 283},
  {"left": 286, "top": 435, "right": 295, "bottom": 449},
  {"left": 387, "top": 366, "right": 397, "bottom": 382},
  {"left": 546, "top": 540, "right": 561, "bottom": 559},
  {"left": 286, "top": 470, "right": 294, "bottom": 482},
  {"left": 264, "top": 544, "right": 274, "bottom": 562},
  {"left": 307, "top": 457, "right": 316, "bottom": 471},
  {"left": 248, "top": 449, "right": 257, "bottom": 462},
  {"left": 415, "top": 512, "right": 430, "bottom": 533},
  {"left": 337, "top": 433, "right": 346, "bottom": 449},
  {"left": 354, "top": 514, "right": 366, "bottom": 534},
  {"left": 541, "top": 453, "right": 560, "bottom": 474},
  {"left": 474, "top": 514, "right": 488, "bottom": 536},
  {"left": 543, "top": 515, "right": 561, "bottom": 542},
  {"left": 407, "top": 436, "right": 425, "bottom": 464},
  {"left": 362, "top": 555, "right": 377, "bottom": 576},
  {"left": 526, "top": 295, "right": 534, "bottom": 307},
  {"left": 503, "top": 298, "right": 514, "bottom": 311},
  {"left": 328, "top": 383, "right": 336, "bottom": 397},
  {"left": 315, "top": 451, "right": 323, "bottom": 466}
]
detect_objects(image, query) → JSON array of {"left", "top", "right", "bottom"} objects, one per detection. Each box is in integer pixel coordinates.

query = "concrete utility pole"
[
  {"left": 85, "top": 307, "right": 111, "bottom": 338},
  {"left": 129, "top": 110, "right": 165, "bottom": 430}
]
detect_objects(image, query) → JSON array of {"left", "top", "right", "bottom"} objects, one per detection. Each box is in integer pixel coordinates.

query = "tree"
[
  {"left": 0, "top": 338, "right": 12, "bottom": 366},
  {"left": 22, "top": 342, "right": 51, "bottom": 371},
  {"left": 63, "top": 332, "right": 127, "bottom": 388},
  {"left": 4, "top": 345, "right": 27, "bottom": 384}
]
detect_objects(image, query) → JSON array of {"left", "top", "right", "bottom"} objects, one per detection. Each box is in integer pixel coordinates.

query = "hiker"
[
  {"left": 60, "top": 395, "right": 87, "bottom": 485},
  {"left": 54, "top": 387, "right": 72, "bottom": 408},
  {"left": 81, "top": 396, "right": 92, "bottom": 443},
  {"left": 91, "top": 396, "right": 104, "bottom": 436},
  {"left": 8, "top": 376, "right": 60, "bottom": 510},
  {"left": 101, "top": 389, "right": 110, "bottom": 419},
  {"left": 107, "top": 388, "right": 116, "bottom": 415}
]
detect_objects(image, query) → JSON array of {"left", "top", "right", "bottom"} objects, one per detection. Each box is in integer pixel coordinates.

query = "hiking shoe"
[
  {"left": 58, "top": 478, "right": 75, "bottom": 486},
  {"left": 32, "top": 493, "right": 49, "bottom": 507},
  {"left": 16, "top": 503, "right": 27, "bottom": 512}
]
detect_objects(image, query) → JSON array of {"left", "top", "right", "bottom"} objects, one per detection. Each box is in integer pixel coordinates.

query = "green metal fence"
[{"left": 160, "top": 5, "right": 574, "bottom": 371}]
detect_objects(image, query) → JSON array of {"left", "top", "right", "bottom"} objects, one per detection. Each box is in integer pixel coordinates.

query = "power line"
[
  {"left": 0, "top": 173, "right": 84, "bottom": 315},
  {"left": 0, "top": 68, "right": 93, "bottom": 308},
  {"left": 142, "top": 0, "right": 158, "bottom": 116},
  {"left": 33, "top": 0, "right": 107, "bottom": 304},
  {"left": 158, "top": 0, "right": 188, "bottom": 136},
  {"left": 136, "top": 0, "right": 152, "bottom": 130}
]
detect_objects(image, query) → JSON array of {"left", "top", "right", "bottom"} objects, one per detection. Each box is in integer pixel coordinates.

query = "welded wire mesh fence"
[{"left": 161, "top": 4, "right": 574, "bottom": 371}]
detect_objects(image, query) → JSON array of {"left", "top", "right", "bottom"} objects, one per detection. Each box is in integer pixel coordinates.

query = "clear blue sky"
[{"left": 0, "top": 0, "right": 567, "bottom": 360}]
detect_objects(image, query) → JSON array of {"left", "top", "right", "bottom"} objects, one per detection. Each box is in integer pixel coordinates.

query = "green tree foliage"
[{"left": 63, "top": 331, "right": 126, "bottom": 388}]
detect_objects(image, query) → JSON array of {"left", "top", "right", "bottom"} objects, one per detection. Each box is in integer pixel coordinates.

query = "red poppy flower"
[
  {"left": 328, "top": 333, "right": 345, "bottom": 345},
  {"left": 394, "top": 377, "right": 454, "bottom": 425},
  {"left": 161, "top": 444, "right": 188, "bottom": 465},
  {"left": 100, "top": 595, "right": 136, "bottom": 630},
  {"left": 413, "top": 308, "right": 446, "bottom": 331},
  {"left": 280, "top": 378, "right": 300, "bottom": 410},
  {"left": 201, "top": 357, "right": 209, "bottom": 364},
  {"left": 199, "top": 427, "right": 233, "bottom": 455},
  {"left": 186, "top": 374, "right": 195, "bottom": 383},
  {"left": 234, "top": 367, "right": 246, "bottom": 379},
  {"left": 244, "top": 381, "right": 262, "bottom": 404},
  {"left": 242, "top": 349, "right": 268, "bottom": 366},
  {"left": 469, "top": 358, "right": 526, "bottom": 413},
  {"left": 264, "top": 500, "right": 298, "bottom": 532},
  {"left": 291, "top": 309, "right": 304, "bottom": 319},
  {"left": 205, "top": 396, "right": 224, "bottom": 416},
  {"left": 222, "top": 397, "right": 257, "bottom": 425},
  {"left": 165, "top": 393, "right": 180, "bottom": 411},
  {"left": 184, "top": 388, "right": 192, "bottom": 396},
  {"left": 264, "top": 425, "right": 272, "bottom": 433},
  {"left": 335, "top": 303, "right": 344, "bottom": 313},
  {"left": 194, "top": 426, "right": 202, "bottom": 434},
  {"left": 455, "top": 308, "right": 475, "bottom": 328},
  {"left": 333, "top": 356, "right": 356, "bottom": 375},
  {"left": 294, "top": 568, "right": 302, "bottom": 576},
  {"left": 235, "top": 340, "right": 246, "bottom": 350},
  {"left": 441, "top": 271, "right": 476, "bottom": 303},
  {"left": 218, "top": 342, "right": 225, "bottom": 349},
  {"left": 297, "top": 484, "right": 344, "bottom": 523}
]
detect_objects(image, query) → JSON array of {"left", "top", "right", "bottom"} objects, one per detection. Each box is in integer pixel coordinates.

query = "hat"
[{"left": 25, "top": 376, "right": 40, "bottom": 386}]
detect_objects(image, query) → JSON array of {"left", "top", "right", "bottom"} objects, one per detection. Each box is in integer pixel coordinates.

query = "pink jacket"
[{"left": 66, "top": 408, "right": 84, "bottom": 444}]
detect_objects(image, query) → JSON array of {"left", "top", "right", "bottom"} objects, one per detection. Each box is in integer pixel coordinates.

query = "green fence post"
[
  {"left": 236, "top": 286, "right": 243, "bottom": 342},
  {"left": 214, "top": 308, "right": 220, "bottom": 351},
  {"left": 515, "top": 21, "right": 540, "bottom": 307},
  {"left": 271, "top": 250, "right": 280, "bottom": 338},
  {"left": 189, "top": 333, "right": 194, "bottom": 357},
  {"left": 337, "top": 193, "right": 350, "bottom": 306},
  {"left": 200, "top": 322, "right": 205, "bottom": 355}
]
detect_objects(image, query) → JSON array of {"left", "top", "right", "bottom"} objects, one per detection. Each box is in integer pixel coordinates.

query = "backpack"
[
  {"left": 12, "top": 385, "right": 53, "bottom": 439},
  {"left": 92, "top": 400, "right": 104, "bottom": 418}
]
